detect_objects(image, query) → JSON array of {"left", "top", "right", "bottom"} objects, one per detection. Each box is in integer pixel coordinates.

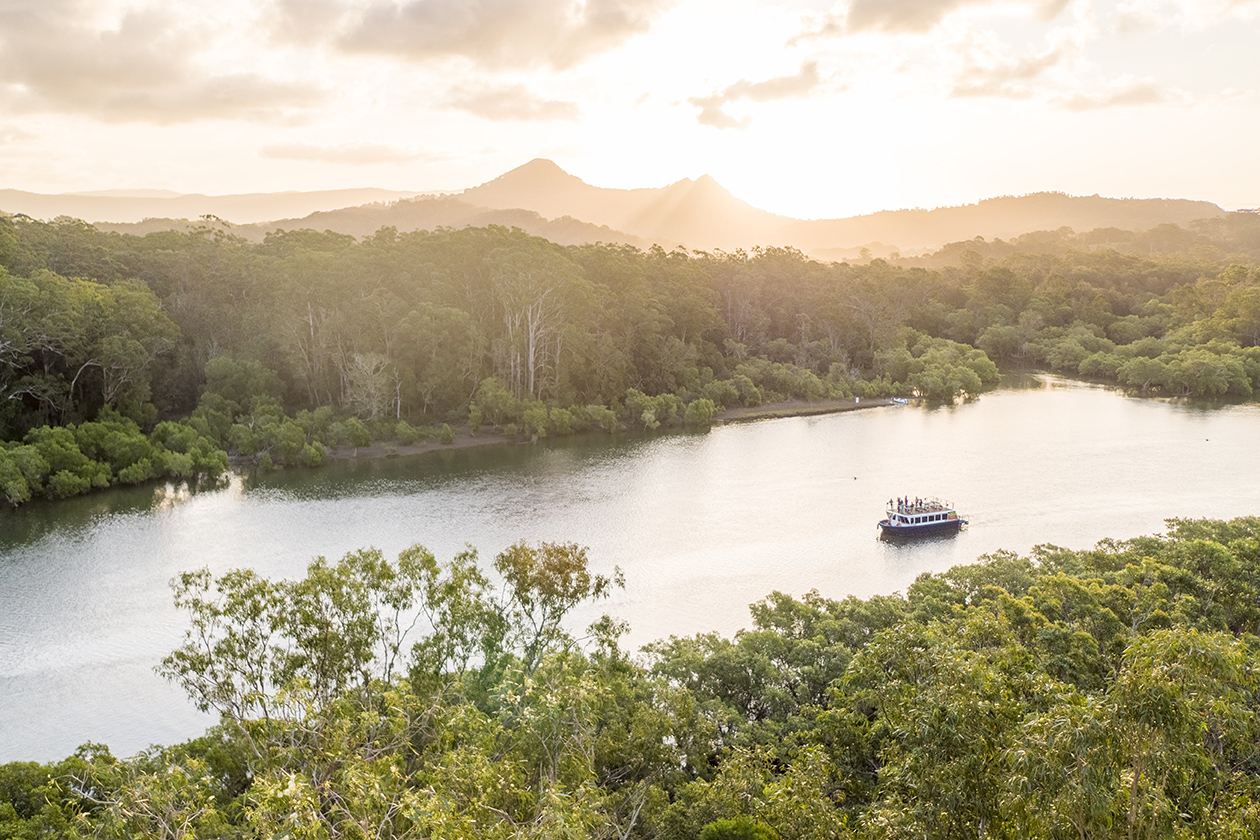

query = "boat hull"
[{"left": 878, "top": 518, "right": 965, "bottom": 539}]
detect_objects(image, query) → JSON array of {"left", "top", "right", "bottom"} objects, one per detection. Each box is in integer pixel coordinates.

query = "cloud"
[
  {"left": 446, "top": 85, "right": 580, "bottom": 121},
  {"left": 949, "top": 43, "right": 1071, "bottom": 98},
  {"left": 337, "top": 0, "right": 675, "bottom": 70},
  {"left": 1054, "top": 77, "right": 1173, "bottom": 110},
  {"left": 0, "top": 125, "right": 37, "bottom": 145},
  {"left": 261, "top": 142, "right": 439, "bottom": 165},
  {"left": 806, "top": 0, "right": 1070, "bottom": 36},
  {"left": 267, "top": 0, "right": 354, "bottom": 44},
  {"left": 689, "top": 62, "right": 822, "bottom": 130},
  {"left": 0, "top": 0, "right": 324, "bottom": 124},
  {"left": 1115, "top": 0, "right": 1260, "bottom": 32}
]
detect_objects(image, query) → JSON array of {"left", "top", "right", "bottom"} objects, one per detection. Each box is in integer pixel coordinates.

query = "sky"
[{"left": 0, "top": 0, "right": 1257, "bottom": 220}]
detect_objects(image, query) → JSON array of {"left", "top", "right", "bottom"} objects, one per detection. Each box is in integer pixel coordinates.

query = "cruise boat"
[{"left": 879, "top": 496, "right": 965, "bottom": 538}]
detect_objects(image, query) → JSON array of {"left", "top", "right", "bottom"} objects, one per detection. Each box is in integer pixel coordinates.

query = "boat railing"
[{"left": 887, "top": 497, "right": 953, "bottom": 514}]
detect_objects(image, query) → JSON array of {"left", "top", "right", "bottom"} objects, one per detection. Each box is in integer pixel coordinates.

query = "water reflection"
[{"left": 877, "top": 526, "right": 968, "bottom": 546}]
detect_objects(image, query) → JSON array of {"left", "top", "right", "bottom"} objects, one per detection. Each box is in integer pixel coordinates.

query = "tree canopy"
[{"left": 5, "top": 517, "right": 1260, "bottom": 838}]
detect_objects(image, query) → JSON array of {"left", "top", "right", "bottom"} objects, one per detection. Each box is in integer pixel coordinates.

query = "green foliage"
[
  {"left": 9, "top": 216, "right": 1260, "bottom": 508},
  {"left": 395, "top": 419, "right": 419, "bottom": 445},
  {"left": 473, "top": 377, "right": 519, "bottom": 428},
  {"left": 0, "top": 451, "right": 32, "bottom": 504},
  {"left": 343, "top": 416, "right": 371, "bottom": 448},
  {"left": 521, "top": 404, "right": 548, "bottom": 438},
  {"left": 582, "top": 404, "right": 619, "bottom": 433},
  {"left": 300, "top": 441, "right": 324, "bottom": 467},
  {"left": 699, "top": 816, "right": 778, "bottom": 840},
  {"left": 685, "top": 398, "right": 717, "bottom": 427},
  {"left": 549, "top": 407, "right": 574, "bottom": 435},
  {"left": 10, "top": 517, "right": 1260, "bottom": 840},
  {"left": 202, "top": 355, "right": 283, "bottom": 409}
]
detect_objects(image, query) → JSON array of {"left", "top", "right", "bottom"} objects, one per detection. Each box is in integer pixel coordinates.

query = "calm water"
[{"left": 3, "top": 377, "right": 1260, "bottom": 762}]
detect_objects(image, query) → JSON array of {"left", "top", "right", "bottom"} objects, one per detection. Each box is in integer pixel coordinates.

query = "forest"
[
  {"left": 3, "top": 516, "right": 1260, "bottom": 838},
  {"left": 2, "top": 211, "right": 1259, "bottom": 507},
  {"left": 4, "top": 216, "right": 1260, "bottom": 837}
]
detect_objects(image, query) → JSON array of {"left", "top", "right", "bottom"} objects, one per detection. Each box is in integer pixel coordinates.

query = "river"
[{"left": 3, "top": 376, "right": 1259, "bottom": 762}]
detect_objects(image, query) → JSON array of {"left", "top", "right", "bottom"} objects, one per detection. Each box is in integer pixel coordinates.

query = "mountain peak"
[{"left": 470, "top": 158, "right": 587, "bottom": 193}]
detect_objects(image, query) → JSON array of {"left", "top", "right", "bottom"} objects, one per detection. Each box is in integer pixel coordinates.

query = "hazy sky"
[{"left": 1, "top": 0, "right": 1257, "bottom": 218}]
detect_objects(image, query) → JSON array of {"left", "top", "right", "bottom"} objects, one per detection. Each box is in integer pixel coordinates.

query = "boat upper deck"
[{"left": 887, "top": 496, "right": 954, "bottom": 515}]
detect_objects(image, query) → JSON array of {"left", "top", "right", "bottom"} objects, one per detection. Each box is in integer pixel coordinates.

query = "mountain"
[
  {"left": 462, "top": 159, "right": 786, "bottom": 251},
  {"left": 93, "top": 195, "right": 670, "bottom": 251},
  {"left": 1, "top": 161, "right": 1232, "bottom": 258},
  {"left": 783, "top": 193, "right": 1227, "bottom": 255},
  {"left": 462, "top": 161, "right": 1226, "bottom": 255},
  {"left": 67, "top": 189, "right": 185, "bottom": 199},
  {"left": 0, "top": 187, "right": 427, "bottom": 225}
]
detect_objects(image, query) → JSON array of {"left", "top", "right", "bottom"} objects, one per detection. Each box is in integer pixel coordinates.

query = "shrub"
[
  {"left": 685, "top": 398, "right": 717, "bottom": 427},
  {"left": 5, "top": 445, "right": 49, "bottom": 494},
  {"left": 160, "top": 451, "right": 195, "bottom": 479},
  {"left": 227, "top": 424, "right": 259, "bottom": 457},
  {"left": 0, "top": 453, "right": 32, "bottom": 504},
  {"left": 473, "top": 377, "right": 519, "bottom": 427},
  {"left": 344, "top": 417, "right": 372, "bottom": 449},
  {"left": 395, "top": 420, "right": 419, "bottom": 446},
  {"left": 550, "top": 407, "right": 574, "bottom": 436},
  {"left": 585, "top": 404, "right": 619, "bottom": 433},
  {"left": 702, "top": 378, "right": 740, "bottom": 408},
  {"left": 117, "top": 458, "right": 155, "bottom": 485},
  {"left": 46, "top": 469, "right": 91, "bottom": 499},
  {"left": 440, "top": 423, "right": 454, "bottom": 445},
  {"left": 149, "top": 421, "right": 200, "bottom": 455},
  {"left": 301, "top": 442, "right": 325, "bottom": 468},
  {"left": 521, "top": 405, "right": 548, "bottom": 438},
  {"left": 699, "top": 818, "right": 776, "bottom": 840},
  {"left": 24, "top": 426, "right": 91, "bottom": 476},
  {"left": 276, "top": 420, "right": 306, "bottom": 465}
]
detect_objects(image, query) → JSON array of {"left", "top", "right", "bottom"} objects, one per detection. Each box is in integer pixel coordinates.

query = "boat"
[{"left": 879, "top": 496, "right": 966, "bottom": 538}]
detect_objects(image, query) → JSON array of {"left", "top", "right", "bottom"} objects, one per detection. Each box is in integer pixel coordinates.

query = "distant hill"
[
  {"left": 784, "top": 193, "right": 1227, "bottom": 255},
  {"left": 0, "top": 187, "right": 427, "bottom": 225},
  {"left": 94, "top": 195, "right": 669, "bottom": 251},
  {"left": 463, "top": 161, "right": 1226, "bottom": 255},
  {"left": 462, "top": 159, "right": 785, "bottom": 251},
  {"left": 1, "top": 161, "right": 1231, "bottom": 258}
]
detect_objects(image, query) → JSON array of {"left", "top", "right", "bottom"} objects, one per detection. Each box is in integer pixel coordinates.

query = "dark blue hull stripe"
[{"left": 878, "top": 519, "right": 965, "bottom": 536}]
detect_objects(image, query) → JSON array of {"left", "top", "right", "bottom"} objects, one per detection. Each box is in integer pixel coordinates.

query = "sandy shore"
[{"left": 322, "top": 397, "right": 897, "bottom": 462}]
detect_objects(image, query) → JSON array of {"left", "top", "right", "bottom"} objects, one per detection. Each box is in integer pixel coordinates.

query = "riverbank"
[
  {"left": 715, "top": 396, "right": 895, "bottom": 424},
  {"left": 322, "top": 397, "right": 899, "bottom": 462}
]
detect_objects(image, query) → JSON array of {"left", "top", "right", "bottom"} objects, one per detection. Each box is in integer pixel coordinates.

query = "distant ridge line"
[{"left": 1, "top": 160, "right": 1229, "bottom": 257}]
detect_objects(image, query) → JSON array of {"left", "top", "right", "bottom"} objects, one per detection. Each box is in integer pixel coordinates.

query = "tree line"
[
  {"left": 3, "top": 516, "right": 1260, "bottom": 838},
  {"left": 3, "top": 213, "right": 1259, "bottom": 505}
]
